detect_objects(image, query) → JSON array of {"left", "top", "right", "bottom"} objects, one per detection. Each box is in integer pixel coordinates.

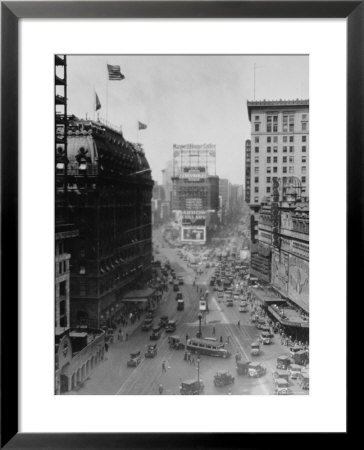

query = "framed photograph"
[{"left": 1, "top": 1, "right": 355, "bottom": 447}]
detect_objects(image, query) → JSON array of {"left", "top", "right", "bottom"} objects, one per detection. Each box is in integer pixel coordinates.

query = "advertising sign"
[
  {"left": 288, "top": 255, "right": 309, "bottom": 312},
  {"left": 185, "top": 198, "right": 203, "bottom": 210},
  {"left": 271, "top": 250, "right": 289, "bottom": 295},
  {"left": 182, "top": 210, "right": 206, "bottom": 226},
  {"left": 181, "top": 226, "right": 206, "bottom": 243},
  {"left": 182, "top": 167, "right": 206, "bottom": 180}
]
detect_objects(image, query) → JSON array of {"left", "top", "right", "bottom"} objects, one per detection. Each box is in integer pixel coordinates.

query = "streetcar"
[{"left": 186, "top": 338, "right": 231, "bottom": 359}]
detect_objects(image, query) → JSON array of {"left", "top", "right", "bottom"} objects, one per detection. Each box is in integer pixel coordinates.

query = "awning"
[{"left": 122, "top": 298, "right": 148, "bottom": 303}]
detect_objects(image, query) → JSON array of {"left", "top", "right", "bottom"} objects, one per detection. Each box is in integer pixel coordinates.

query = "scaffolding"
[{"left": 172, "top": 144, "right": 216, "bottom": 177}]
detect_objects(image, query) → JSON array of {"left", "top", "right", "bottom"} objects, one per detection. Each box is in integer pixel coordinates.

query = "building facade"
[
  {"left": 245, "top": 139, "right": 251, "bottom": 204},
  {"left": 56, "top": 117, "right": 154, "bottom": 328},
  {"left": 247, "top": 100, "right": 309, "bottom": 206}
]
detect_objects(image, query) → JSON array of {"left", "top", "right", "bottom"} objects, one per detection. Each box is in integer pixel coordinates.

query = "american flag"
[{"left": 107, "top": 64, "right": 125, "bottom": 81}]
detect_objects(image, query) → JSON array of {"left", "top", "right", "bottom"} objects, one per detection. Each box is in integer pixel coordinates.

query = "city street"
[{"left": 68, "top": 229, "right": 307, "bottom": 395}]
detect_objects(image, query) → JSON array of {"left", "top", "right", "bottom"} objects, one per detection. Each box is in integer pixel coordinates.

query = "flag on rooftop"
[
  {"left": 95, "top": 92, "right": 101, "bottom": 111},
  {"left": 107, "top": 64, "right": 125, "bottom": 81},
  {"left": 138, "top": 121, "right": 147, "bottom": 130}
]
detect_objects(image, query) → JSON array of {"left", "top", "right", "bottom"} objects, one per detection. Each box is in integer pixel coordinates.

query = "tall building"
[
  {"left": 245, "top": 139, "right": 251, "bottom": 203},
  {"left": 56, "top": 117, "right": 154, "bottom": 328},
  {"left": 247, "top": 99, "right": 309, "bottom": 205},
  {"left": 219, "top": 178, "right": 230, "bottom": 224},
  {"left": 171, "top": 144, "right": 219, "bottom": 244}
]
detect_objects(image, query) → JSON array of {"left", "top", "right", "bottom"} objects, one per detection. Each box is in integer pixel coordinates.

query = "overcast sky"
[{"left": 67, "top": 55, "right": 308, "bottom": 184}]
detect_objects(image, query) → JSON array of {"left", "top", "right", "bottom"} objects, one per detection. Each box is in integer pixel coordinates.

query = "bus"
[{"left": 186, "top": 338, "right": 231, "bottom": 358}]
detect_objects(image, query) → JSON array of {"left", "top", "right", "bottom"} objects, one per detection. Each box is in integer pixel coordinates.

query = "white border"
[{"left": 20, "top": 19, "right": 346, "bottom": 432}]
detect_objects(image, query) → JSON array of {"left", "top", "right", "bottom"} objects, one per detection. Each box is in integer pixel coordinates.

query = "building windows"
[
  {"left": 302, "top": 135, "right": 307, "bottom": 142},
  {"left": 254, "top": 156, "right": 259, "bottom": 163},
  {"left": 273, "top": 146, "right": 278, "bottom": 153},
  {"left": 267, "top": 136, "right": 271, "bottom": 143},
  {"left": 302, "top": 114, "right": 307, "bottom": 120},
  {"left": 267, "top": 115, "right": 278, "bottom": 132},
  {"left": 283, "top": 136, "right": 288, "bottom": 143},
  {"left": 59, "top": 281, "right": 66, "bottom": 296},
  {"left": 283, "top": 146, "right": 287, "bottom": 153},
  {"left": 273, "top": 156, "right": 278, "bottom": 163},
  {"left": 255, "top": 116, "right": 260, "bottom": 120},
  {"left": 283, "top": 156, "right": 287, "bottom": 163},
  {"left": 273, "top": 136, "right": 278, "bottom": 143},
  {"left": 283, "top": 115, "right": 288, "bottom": 132},
  {"left": 289, "top": 136, "right": 294, "bottom": 143},
  {"left": 289, "top": 115, "right": 295, "bottom": 132},
  {"left": 267, "top": 167, "right": 271, "bottom": 174},
  {"left": 289, "top": 146, "right": 294, "bottom": 153},
  {"left": 255, "top": 136, "right": 259, "bottom": 143},
  {"left": 254, "top": 187, "right": 259, "bottom": 193},
  {"left": 255, "top": 123, "right": 260, "bottom": 132},
  {"left": 302, "top": 122, "right": 307, "bottom": 131},
  {"left": 267, "top": 157, "right": 271, "bottom": 163},
  {"left": 302, "top": 146, "right": 307, "bottom": 152},
  {"left": 302, "top": 176, "right": 306, "bottom": 183},
  {"left": 289, "top": 166, "right": 294, "bottom": 174},
  {"left": 255, "top": 147, "right": 259, "bottom": 153},
  {"left": 254, "top": 177, "right": 259, "bottom": 183},
  {"left": 302, "top": 166, "right": 307, "bottom": 174},
  {"left": 283, "top": 167, "right": 287, "bottom": 173},
  {"left": 289, "top": 156, "right": 294, "bottom": 163},
  {"left": 273, "top": 167, "right": 277, "bottom": 173},
  {"left": 254, "top": 167, "right": 259, "bottom": 174},
  {"left": 254, "top": 196, "right": 259, "bottom": 203},
  {"left": 266, "top": 187, "right": 271, "bottom": 193},
  {"left": 266, "top": 177, "right": 271, "bottom": 183},
  {"left": 302, "top": 156, "right": 307, "bottom": 163}
]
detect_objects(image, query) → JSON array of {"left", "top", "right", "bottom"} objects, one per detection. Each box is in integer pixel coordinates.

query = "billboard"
[
  {"left": 182, "top": 210, "right": 206, "bottom": 226},
  {"left": 181, "top": 167, "right": 206, "bottom": 180},
  {"left": 181, "top": 226, "right": 206, "bottom": 243},
  {"left": 288, "top": 255, "right": 309, "bottom": 312},
  {"left": 271, "top": 250, "right": 289, "bottom": 295}
]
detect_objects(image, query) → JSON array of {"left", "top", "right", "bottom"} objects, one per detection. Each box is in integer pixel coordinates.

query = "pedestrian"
[
  {"left": 158, "top": 384, "right": 164, "bottom": 395},
  {"left": 120, "top": 330, "right": 124, "bottom": 341},
  {"left": 105, "top": 342, "right": 109, "bottom": 352},
  {"left": 237, "top": 320, "right": 240, "bottom": 328},
  {"left": 212, "top": 327, "right": 215, "bottom": 336},
  {"left": 191, "top": 356, "right": 195, "bottom": 366},
  {"left": 162, "top": 360, "right": 166, "bottom": 372}
]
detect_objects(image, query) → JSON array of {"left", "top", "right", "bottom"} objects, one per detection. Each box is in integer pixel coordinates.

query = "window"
[
  {"left": 289, "top": 156, "right": 294, "bottom": 163},
  {"left": 283, "top": 115, "right": 288, "bottom": 132},
  {"left": 267, "top": 167, "right": 271, "bottom": 173},
  {"left": 273, "top": 157, "right": 278, "bottom": 163},
  {"left": 59, "top": 281, "right": 66, "bottom": 296},
  {"left": 267, "top": 146, "right": 271, "bottom": 153},
  {"left": 283, "top": 156, "right": 287, "bottom": 163},
  {"left": 273, "top": 136, "right": 278, "bottom": 143},
  {"left": 254, "top": 167, "right": 259, "bottom": 174},
  {"left": 273, "top": 116, "right": 278, "bottom": 132},
  {"left": 254, "top": 197, "right": 259, "bottom": 203},
  {"left": 255, "top": 123, "right": 260, "bottom": 132},
  {"left": 283, "top": 136, "right": 288, "bottom": 143},
  {"left": 255, "top": 115, "right": 260, "bottom": 120},
  {"left": 289, "top": 114, "right": 294, "bottom": 132},
  {"left": 283, "top": 167, "right": 287, "bottom": 173},
  {"left": 60, "top": 300, "right": 66, "bottom": 316},
  {"left": 302, "top": 156, "right": 307, "bottom": 163},
  {"left": 254, "top": 156, "right": 259, "bottom": 163},
  {"left": 255, "top": 147, "right": 259, "bottom": 153},
  {"left": 283, "top": 146, "right": 287, "bottom": 153},
  {"left": 289, "top": 136, "right": 294, "bottom": 143},
  {"left": 273, "top": 167, "right": 277, "bottom": 173},
  {"left": 267, "top": 157, "right": 271, "bottom": 163},
  {"left": 267, "top": 114, "right": 278, "bottom": 132},
  {"left": 302, "top": 166, "right": 307, "bottom": 174},
  {"left": 289, "top": 166, "right": 294, "bottom": 174},
  {"left": 255, "top": 136, "right": 259, "bottom": 143},
  {"left": 302, "top": 146, "right": 307, "bottom": 152},
  {"left": 302, "top": 136, "right": 307, "bottom": 142},
  {"left": 254, "top": 177, "right": 259, "bottom": 183},
  {"left": 273, "top": 146, "right": 278, "bottom": 153},
  {"left": 266, "top": 187, "right": 271, "bottom": 193},
  {"left": 289, "top": 146, "right": 294, "bottom": 153},
  {"left": 302, "top": 176, "right": 306, "bottom": 183},
  {"left": 267, "top": 136, "right": 271, "bottom": 143},
  {"left": 79, "top": 265, "right": 86, "bottom": 275},
  {"left": 302, "top": 122, "right": 307, "bottom": 131},
  {"left": 58, "top": 262, "right": 62, "bottom": 274},
  {"left": 266, "top": 177, "right": 271, "bottom": 183},
  {"left": 254, "top": 187, "right": 259, "bottom": 193},
  {"left": 302, "top": 114, "right": 307, "bottom": 120}
]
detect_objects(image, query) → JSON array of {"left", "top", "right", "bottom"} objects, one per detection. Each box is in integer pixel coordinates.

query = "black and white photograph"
[{"left": 55, "top": 54, "right": 309, "bottom": 396}]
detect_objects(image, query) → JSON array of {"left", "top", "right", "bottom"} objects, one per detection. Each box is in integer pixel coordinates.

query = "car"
[
  {"left": 165, "top": 320, "right": 177, "bottom": 333},
  {"left": 142, "top": 318, "right": 153, "bottom": 331},
  {"left": 177, "top": 299, "right": 185, "bottom": 311},
  {"left": 145, "top": 344, "right": 158, "bottom": 358},
  {"left": 260, "top": 332, "right": 271, "bottom": 345},
  {"left": 179, "top": 379, "right": 204, "bottom": 395},
  {"left": 226, "top": 299, "right": 234, "bottom": 307},
  {"left": 159, "top": 315, "right": 169, "bottom": 328},
  {"left": 173, "top": 283, "right": 179, "bottom": 292},
  {"left": 178, "top": 276, "right": 184, "bottom": 285},
  {"left": 250, "top": 342, "right": 260, "bottom": 356},
  {"left": 150, "top": 326, "right": 162, "bottom": 340},
  {"left": 274, "top": 378, "right": 291, "bottom": 395},
  {"left": 127, "top": 351, "right": 142, "bottom": 367},
  {"left": 213, "top": 371, "right": 235, "bottom": 387},
  {"left": 176, "top": 292, "right": 183, "bottom": 301},
  {"left": 217, "top": 292, "right": 224, "bottom": 299},
  {"left": 289, "top": 364, "right": 302, "bottom": 380},
  {"left": 248, "top": 362, "right": 267, "bottom": 378}
]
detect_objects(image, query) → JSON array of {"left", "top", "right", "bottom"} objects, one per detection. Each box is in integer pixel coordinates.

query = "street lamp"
[
  {"left": 197, "top": 312, "right": 202, "bottom": 338},
  {"left": 197, "top": 356, "right": 201, "bottom": 386}
]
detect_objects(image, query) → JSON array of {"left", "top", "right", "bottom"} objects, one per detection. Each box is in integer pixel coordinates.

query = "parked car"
[
  {"left": 250, "top": 342, "right": 260, "bottom": 356},
  {"left": 248, "top": 362, "right": 266, "bottom": 378},
  {"left": 213, "top": 371, "right": 235, "bottom": 387},
  {"left": 180, "top": 379, "right": 204, "bottom": 395},
  {"left": 127, "top": 351, "right": 142, "bottom": 367}
]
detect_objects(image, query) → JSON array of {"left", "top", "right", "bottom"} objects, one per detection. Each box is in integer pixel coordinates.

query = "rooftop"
[{"left": 247, "top": 99, "right": 309, "bottom": 120}]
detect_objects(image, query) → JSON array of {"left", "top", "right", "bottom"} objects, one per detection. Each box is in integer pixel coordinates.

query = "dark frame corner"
[{"left": 1, "top": 1, "right": 359, "bottom": 448}]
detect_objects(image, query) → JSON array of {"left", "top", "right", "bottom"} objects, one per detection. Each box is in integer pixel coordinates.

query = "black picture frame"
[{"left": 1, "top": 1, "right": 356, "bottom": 448}]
